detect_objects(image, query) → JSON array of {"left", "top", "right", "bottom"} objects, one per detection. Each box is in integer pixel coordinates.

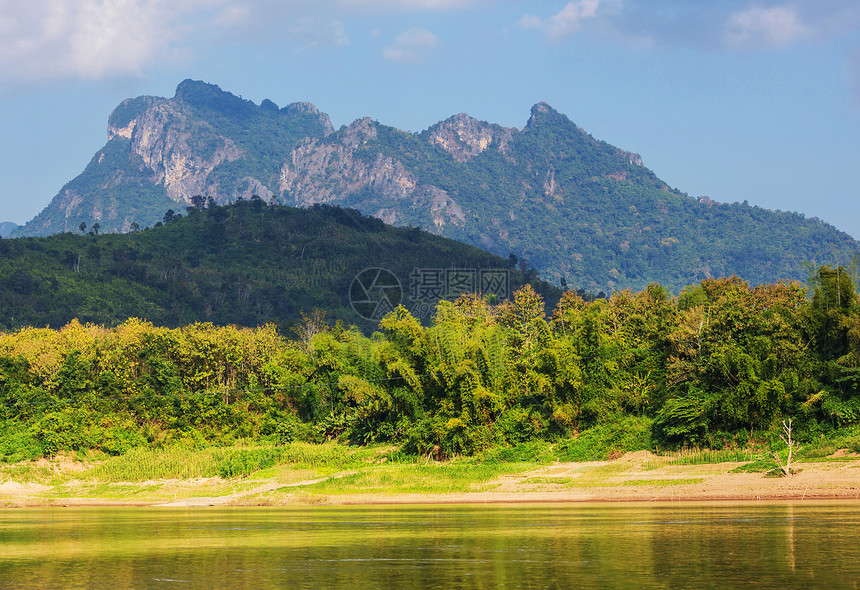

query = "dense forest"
[
  {"left": 1, "top": 266, "right": 858, "bottom": 462},
  {"left": 0, "top": 200, "right": 558, "bottom": 331}
]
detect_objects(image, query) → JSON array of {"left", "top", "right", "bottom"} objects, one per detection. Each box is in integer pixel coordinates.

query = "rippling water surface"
[{"left": 1, "top": 502, "right": 859, "bottom": 589}]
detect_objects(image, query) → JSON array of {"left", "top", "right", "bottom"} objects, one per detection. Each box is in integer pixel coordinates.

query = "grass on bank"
[
  {"left": 3, "top": 422, "right": 860, "bottom": 501},
  {"left": 83, "top": 442, "right": 416, "bottom": 482}
]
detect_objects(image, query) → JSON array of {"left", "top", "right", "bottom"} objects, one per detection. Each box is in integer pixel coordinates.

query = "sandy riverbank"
[{"left": 2, "top": 450, "right": 859, "bottom": 507}]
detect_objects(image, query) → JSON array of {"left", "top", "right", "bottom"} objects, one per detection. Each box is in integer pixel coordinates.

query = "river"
[{"left": 1, "top": 502, "right": 859, "bottom": 588}]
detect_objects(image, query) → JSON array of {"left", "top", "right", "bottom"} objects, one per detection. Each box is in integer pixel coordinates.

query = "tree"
[
  {"left": 772, "top": 418, "right": 801, "bottom": 476},
  {"left": 79, "top": 222, "right": 87, "bottom": 234},
  {"left": 808, "top": 265, "right": 859, "bottom": 361},
  {"left": 163, "top": 209, "right": 176, "bottom": 224},
  {"left": 87, "top": 246, "right": 102, "bottom": 264},
  {"left": 292, "top": 309, "right": 328, "bottom": 357}
]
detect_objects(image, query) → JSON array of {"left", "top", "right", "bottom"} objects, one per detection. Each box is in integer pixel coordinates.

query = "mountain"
[
  {"left": 14, "top": 80, "right": 858, "bottom": 292},
  {"left": 0, "top": 201, "right": 558, "bottom": 331},
  {"left": 0, "top": 222, "right": 19, "bottom": 238}
]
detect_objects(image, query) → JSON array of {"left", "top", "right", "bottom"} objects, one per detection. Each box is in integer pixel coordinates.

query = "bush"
[
  {"left": 556, "top": 416, "right": 652, "bottom": 461},
  {"left": 653, "top": 391, "right": 708, "bottom": 447},
  {"left": 0, "top": 421, "right": 43, "bottom": 463}
]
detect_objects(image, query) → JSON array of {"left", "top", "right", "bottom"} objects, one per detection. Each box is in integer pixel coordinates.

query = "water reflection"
[{"left": 0, "top": 503, "right": 859, "bottom": 589}]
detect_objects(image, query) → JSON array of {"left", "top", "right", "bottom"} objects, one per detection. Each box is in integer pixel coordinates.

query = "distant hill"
[
  {"left": 0, "top": 201, "right": 558, "bottom": 331},
  {"left": 0, "top": 222, "right": 19, "bottom": 238},
  {"left": 14, "top": 80, "right": 858, "bottom": 292}
]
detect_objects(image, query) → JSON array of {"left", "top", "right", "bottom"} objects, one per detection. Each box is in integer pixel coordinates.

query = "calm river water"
[{"left": 1, "top": 502, "right": 859, "bottom": 589}]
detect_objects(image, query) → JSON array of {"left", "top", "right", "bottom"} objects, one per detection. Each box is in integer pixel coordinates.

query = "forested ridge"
[
  {"left": 0, "top": 200, "right": 557, "bottom": 331},
  {"left": 1, "top": 266, "right": 859, "bottom": 462}
]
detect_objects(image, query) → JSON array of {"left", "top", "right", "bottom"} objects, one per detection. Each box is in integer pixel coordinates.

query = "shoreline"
[{"left": 3, "top": 451, "right": 859, "bottom": 508}]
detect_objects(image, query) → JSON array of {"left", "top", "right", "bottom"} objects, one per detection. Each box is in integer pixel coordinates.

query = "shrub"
[{"left": 556, "top": 415, "right": 652, "bottom": 461}]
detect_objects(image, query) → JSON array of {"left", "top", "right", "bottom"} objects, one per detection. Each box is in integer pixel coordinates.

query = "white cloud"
[
  {"left": 0, "top": 0, "right": 470, "bottom": 84},
  {"left": 726, "top": 5, "right": 810, "bottom": 48},
  {"left": 547, "top": 0, "right": 601, "bottom": 40},
  {"left": 517, "top": 14, "right": 543, "bottom": 31},
  {"left": 383, "top": 28, "right": 438, "bottom": 64},
  {"left": 517, "top": 0, "right": 619, "bottom": 41},
  {"left": 516, "top": 1, "right": 860, "bottom": 51},
  {"left": 0, "top": 0, "right": 230, "bottom": 83}
]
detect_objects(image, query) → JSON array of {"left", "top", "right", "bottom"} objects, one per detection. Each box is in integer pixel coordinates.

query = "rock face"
[
  {"left": 426, "top": 113, "right": 514, "bottom": 162},
  {"left": 130, "top": 100, "right": 244, "bottom": 202},
  {"left": 16, "top": 81, "right": 333, "bottom": 236},
  {"left": 19, "top": 82, "right": 634, "bottom": 241},
  {"left": 13, "top": 80, "right": 859, "bottom": 293},
  {"left": 279, "top": 117, "right": 465, "bottom": 230},
  {"left": 282, "top": 101, "right": 335, "bottom": 137}
]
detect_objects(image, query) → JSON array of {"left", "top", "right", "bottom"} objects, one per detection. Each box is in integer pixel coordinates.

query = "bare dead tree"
[
  {"left": 773, "top": 418, "right": 801, "bottom": 477},
  {"left": 293, "top": 309, "right": 328, "bottom": 358}
]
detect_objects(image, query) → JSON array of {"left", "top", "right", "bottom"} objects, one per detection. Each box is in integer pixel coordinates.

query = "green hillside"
[{"left": 0, "top": 200, "right": 558, "bottom": 331}]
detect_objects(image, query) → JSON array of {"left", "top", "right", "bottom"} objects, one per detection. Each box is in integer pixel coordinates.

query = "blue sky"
[{"left": 1, "top": 0, "right": 859, "bottom": 240}]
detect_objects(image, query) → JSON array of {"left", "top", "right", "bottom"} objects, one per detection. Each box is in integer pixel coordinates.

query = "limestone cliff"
[
  {"left": 280, "top": 117, "right": 465, "bottom": 231},
  {"left": 425, "top": 113, "right": 515, "bottom": 162},
  {"left": 16, "top": 81, "right": 333, "bottom": 235}
]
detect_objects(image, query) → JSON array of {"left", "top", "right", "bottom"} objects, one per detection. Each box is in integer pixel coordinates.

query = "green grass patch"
[
  {"left": 218, "top": 448, "right": 281, "bottom": 478},
  {"left": 84, "top": 442, "right": 415, "bottom": 482},
  {"left": 523, "top": 477, "right": 572, "bottom": 485},
  {"left": 289, "top": 458, "right": 535, "bottom": 496},
  {"left": 564, "top": 477, "right": 705, "bottom": 488},
  {"left": 0, "top": 463, "right": 56, "bottom": 484},
  {"left": 477, "top": 441, "right": 555, "bottom": 464},
  {"left": 730, "top": 456, "right": 779, "bottom": 473},
  {"left": 668, "top": 448, "right": 760, "bottom": 466},
  {"left": 86, "top": 446, "right": 224, "bottom": 481},
  {"left": 796, "top": 455, "right": 857, "bottom": 463}
]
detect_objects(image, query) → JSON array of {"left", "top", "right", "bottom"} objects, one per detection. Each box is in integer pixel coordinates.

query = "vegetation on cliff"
[{"left": 14, "top": 80, "right": 858, "bottom": 293}]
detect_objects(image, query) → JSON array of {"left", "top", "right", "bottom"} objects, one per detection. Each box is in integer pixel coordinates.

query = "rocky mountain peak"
[
  {"left": 426, "top": 113, "right": 514, "bottom": 162},
  {"left": 341, "top": 117, "right": 378, "bottom": 148},
  {"left": 107, "top": 96, "right": 160, "bottom": 141},
  {"left": 621, "top": 150, "right": 643, "bottom": 166},
  {"left": 284, "top": 102, "right": 335, "bottom": 136},
  {"left": 284, "top": 101, "right": 320, "bottom": 116},
  {"left": 260, "top": 98, "right": 279, "bottom": 112},
  {"left": 525, "top": 102, "right": 584, "bottom": 135},
  {"left": 527, "top": 102, "right": 557, "bottom": 124},
  {"left": 173, "top": 79, "right": 256, "bottom": 118},
  {"left": 174, "top": 79, "right": 226, "bottom": 102}
]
